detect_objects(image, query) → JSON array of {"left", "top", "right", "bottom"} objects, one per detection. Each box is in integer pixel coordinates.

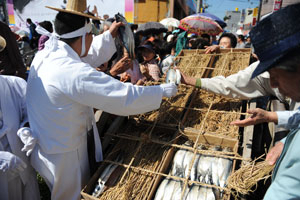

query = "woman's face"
[
  {"left": 219, "top": 37, "right": 232, "bottom": 48},
  {"left": 141, "top": 48, "right": 155, "bottom": 61}
]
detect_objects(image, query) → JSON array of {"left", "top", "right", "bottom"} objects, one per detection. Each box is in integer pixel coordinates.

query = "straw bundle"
[
  {"left": 177, "top": 53, "right": 211, "bottom": 77},
  {"left": 184, "top": 109, "right": 240, "bottom": 137},
  {"left": 99, "top": 135, "right": 170, "bottom": 200},
  {"left": 211, "top": 52, "right": 250, "bottom": 77},
  {"left": 138, "top": 85, "right": 194, "bottom": 125},
  {"left": 227, "top": 160, "right": 274, "bottom": 198},
  {"left": 183, "top": 90, "right": 242, "bottom": 138}
]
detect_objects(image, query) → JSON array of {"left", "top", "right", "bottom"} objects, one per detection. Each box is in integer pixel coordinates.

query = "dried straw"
[
  {"left": 227, "top": 160, "right": 274, "bottom": 198},
  {"left": 138, "top": 85, "right": 194, "bottom": 125}
]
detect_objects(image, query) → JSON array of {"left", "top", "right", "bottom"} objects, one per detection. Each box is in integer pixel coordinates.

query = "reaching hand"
[
  {"left": 230, "top": 108, "right": 278, "bottom": 127},
  {"left": 109, "top": 21, "right": 123, "bottom": 38},
  {"left": 266, "top": 141, "right": 284, "bottom": 165},
  {"left": 109, "top": 57, "right": 132, "bottom": 77},
  {"left": 205, "top": 45, "right": 220, "bottom": 54},
  {"left": 0, "top": 151, "right": 27, "bottom": 173},
  {"left": 120, "top": 72, "right": 131, "bottom": 82}
]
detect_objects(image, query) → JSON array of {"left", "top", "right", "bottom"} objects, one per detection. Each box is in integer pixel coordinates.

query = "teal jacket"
[{"left": 264, "top": 128, "right": 300, "bottom": 199}]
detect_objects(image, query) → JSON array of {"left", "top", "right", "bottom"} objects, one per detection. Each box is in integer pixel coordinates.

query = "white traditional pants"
[
  {"left": 0, "top": 136, "right": 40, "bottom": 200},
  {"left": 31, "top": 136, "right": 90, "bottom": 200}
]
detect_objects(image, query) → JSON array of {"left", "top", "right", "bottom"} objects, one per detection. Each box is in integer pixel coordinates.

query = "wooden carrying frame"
[{"left": 81, "top": 49, "right": 252, "bottom": 200}]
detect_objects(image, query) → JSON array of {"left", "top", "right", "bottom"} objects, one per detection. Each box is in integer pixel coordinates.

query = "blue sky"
[{"left": 197, "top": 0, "right": 260, "bottom": 19}]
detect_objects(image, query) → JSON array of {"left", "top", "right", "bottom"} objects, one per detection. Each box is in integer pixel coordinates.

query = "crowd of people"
[{"left": 0, "top": 0, "right": 300, "bottom": 199}]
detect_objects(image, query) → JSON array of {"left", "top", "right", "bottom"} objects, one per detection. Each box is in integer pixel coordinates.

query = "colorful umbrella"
[
  {"left": 136, "top": 22, "right": 167, "bottom": 36},
  {"left": 179, "top": 15, "right": 223, "bottom": 36},
  {"left": 160, "top": 18, "right": 180, "bottom": 28},
  {"left": 191, "top": 13, "right": 227, "bottom": 28}
]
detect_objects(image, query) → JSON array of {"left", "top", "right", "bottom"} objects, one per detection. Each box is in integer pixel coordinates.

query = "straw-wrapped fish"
[{"left": 115, "top": 13, "right": 135, "bottom": 59}]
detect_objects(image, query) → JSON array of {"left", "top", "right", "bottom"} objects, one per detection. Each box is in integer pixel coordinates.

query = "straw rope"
[{"left": 227, "top": 157, "right": 274, "bottom": 199}]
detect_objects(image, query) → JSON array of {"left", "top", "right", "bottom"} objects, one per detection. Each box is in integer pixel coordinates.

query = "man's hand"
[
  {"left": 177, "top": 69, "right": 197, "bottom": 86},
  {"left": 109, "top": 21, "right": 123, "bottom": 38},
  {"left": 205, "top": 45, "right": 220, "bottom": 54},
  {"left": 140, "top": 64, "right": 152, "bottom": 80},
  {"left": 0, "top": 151, "right": 27, "bottom": 173},
  {"left": 109, "top": 57, "right": 132, "bottom": 77},
  {"left": 266, "top": 141, "right": 284, "bottom": 165},
  {"left": 230, "top": 108, "right": 278, "bottom": 127},
  {"left": 120, "top": 72, "right": 131, "bottom": 82},
  {"left": 96, "top": 62, "right": 108, "bottom": 72}
]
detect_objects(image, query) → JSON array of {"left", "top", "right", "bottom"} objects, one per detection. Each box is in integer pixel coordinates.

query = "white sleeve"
[
  {"left": 81, "top": 30, "right": 117, "bottom": 68},
  {"left": 200, "top": 61, "right": 274, "bottom": 99},
  {"left": 276, "top": 107, "right": 300, "bottom": 130},
  {"left": 65, "top": 67, "right": 164, "bottom": 116}
]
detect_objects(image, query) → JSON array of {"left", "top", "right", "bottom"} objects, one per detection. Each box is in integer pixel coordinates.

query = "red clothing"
[{"left": 141, "top": 58, "right": 161, "bottom": 81}]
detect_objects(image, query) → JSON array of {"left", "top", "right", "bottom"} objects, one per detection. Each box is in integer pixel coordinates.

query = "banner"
[
  {"left": 125, "top": 0, "right": 134, "bottom": 23},
  {"left": 273, "top": 0, "right": 282, "bottom": 11},
  {"left": 13, "top": 0, "right": 126, "bottom": 28},
  {"left": 6, "top": 0, "right": 15, "bottom": 25}
]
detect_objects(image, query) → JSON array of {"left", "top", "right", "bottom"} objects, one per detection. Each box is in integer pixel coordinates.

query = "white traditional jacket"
[
  {"left": 26, "top": 31, "right": 164, "bottom": 155},
  {"left": 0, "top": 75, "right": 40, "bottom": 200},
  {"left": 201, "top": 61, "right": 285, "bottom": 101}
]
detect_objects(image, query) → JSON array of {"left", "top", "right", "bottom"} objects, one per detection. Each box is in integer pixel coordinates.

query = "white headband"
[
  {"left": 36, "top": 21, "right": 92, "bottom": 57},
  {"left": 56, "top": 22, "right": 92, "bottom": 57},
  {"left": 56, "top": 22, "right": 92, "bottom": 39}
]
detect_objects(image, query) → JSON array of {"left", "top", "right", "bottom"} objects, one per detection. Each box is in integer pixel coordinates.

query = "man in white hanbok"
[
  {"left": 0, "top": 73, "right": 40, "bottom": 200},
  {"left": 26, "top": 1, "right": 177, "bottom": 200}
]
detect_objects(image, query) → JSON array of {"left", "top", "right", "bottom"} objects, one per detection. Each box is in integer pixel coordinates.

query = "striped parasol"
[{"left": 179, "top": 15, "right": 223, "bottom": 36}]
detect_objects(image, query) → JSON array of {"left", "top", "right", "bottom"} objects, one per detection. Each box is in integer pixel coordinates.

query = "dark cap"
[
  {"left": 137, "top": 44, "right": 155, "bottom": 53},
  {"left": 251, "top": 3, "right": 300, "bottom": 78}
]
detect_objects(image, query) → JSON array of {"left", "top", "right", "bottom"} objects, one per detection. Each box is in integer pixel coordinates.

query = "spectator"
[
  {"left": 236, "top": 34, "right": 246, "bottom": 48},
  {"left": 0, "top": 22, "right": 26, "bottom": 79},
  {"left": 37, "top": 21, "right": 53, "bottom": 50},
  {"left": 26, "top": 18, "right": 40, "bottom": 49},
  {"left": 138, "top": 42, "right": 161, "bottom": 81}
]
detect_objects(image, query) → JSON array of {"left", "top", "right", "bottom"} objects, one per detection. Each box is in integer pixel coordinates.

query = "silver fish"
[
  {"left": 190, "top": 151, "right": 201, "bottom": 181},
  {"left": 171, "top": 148, "right": 187, "bottom": 177},
  {"left": 183, "top": 149, "right": 194, "bottom": 179},
  {"left": 115, "top": 13, "right": 135, "bottom": 59},
  {"left": 206, "top": 186, "right": 216, "bottom": 200},
  {"left": 166, "top": 69, "right": 181, "bottom": 85},
  {"left": 186, "top": 185, "right": 200, "bottom": 200},
  {"left": 217, "top": 147, "right": 233, "bottom": 197},
  {"left": 171, "top": 180, "right": 183, "bottom": 200},
  {"left": 197, "top": 153, "right": 212, "bottom": 183},
  {"left": 92, "top": 154, "right": 123, "bottom": 197},
  {"left": 163, "top": 179, "right": 177, "bottom": 200},
  {"left": 198, "top": 186, "right": 207, "bottom": 200},
  {"left": 154, "top": 178, "right": 170, "bottom": 200},
  {"left": 211, "top": 146, "right": 222, "bottom": 187}
]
